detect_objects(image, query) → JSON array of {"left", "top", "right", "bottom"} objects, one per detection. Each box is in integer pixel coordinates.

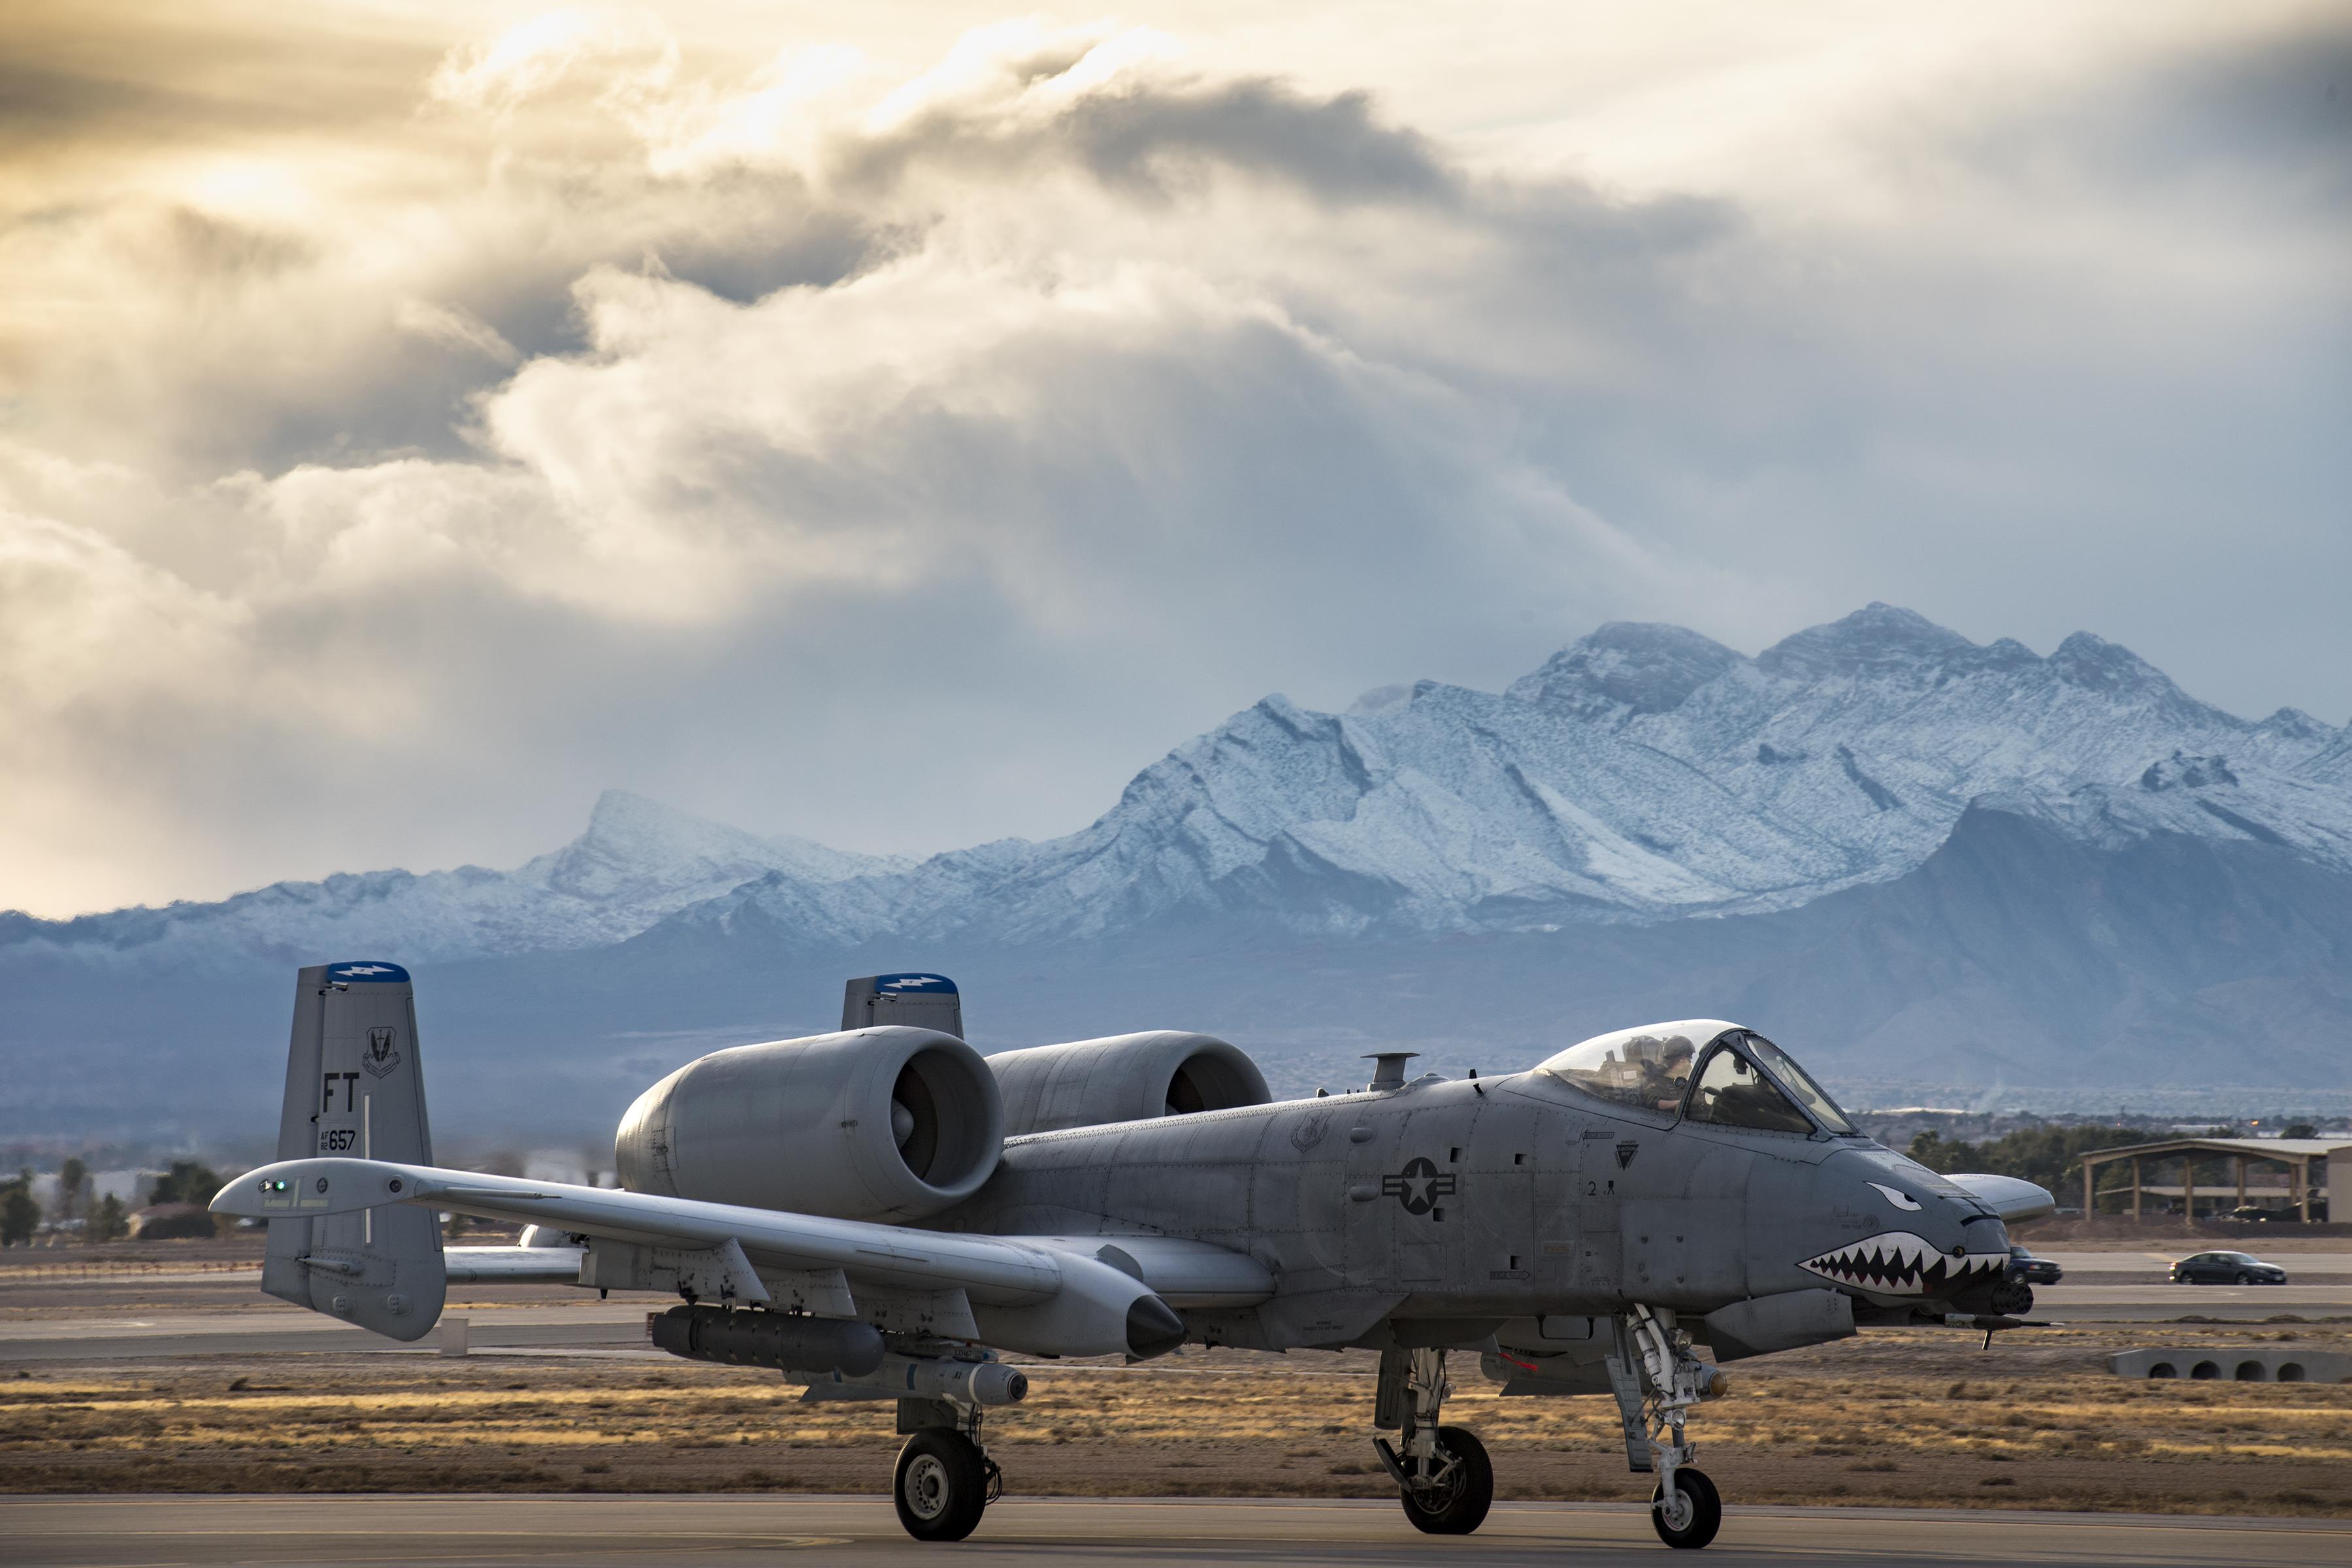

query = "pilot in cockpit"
[{"left": 1650, "top": 1036, "right": 1696, "bottom": 1111}]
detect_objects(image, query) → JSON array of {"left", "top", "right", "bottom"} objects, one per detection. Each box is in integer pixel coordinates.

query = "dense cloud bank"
[{"left": 1, "top": 6, "right": 2346, "bottom": 915}]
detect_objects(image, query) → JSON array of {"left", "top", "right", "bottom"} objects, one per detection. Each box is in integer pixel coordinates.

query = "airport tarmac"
[
  {"left": 8, "top": 1494, "right": 2349, "bottom": 1567},
  {"left": 6, "top": 1258, "right": 2349, "bottom": 1363},
  {"left": 2031, "top": 1282, "right": 2352, "bottom": 1322},
  {"left": 0, "top": 1300, "right": 653, "bottom": 1362},
  {"left": 0, "top": 1279, "right": 2342, "bottom": 1363}
]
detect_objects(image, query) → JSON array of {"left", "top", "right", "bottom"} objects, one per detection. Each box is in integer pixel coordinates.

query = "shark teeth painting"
[{"left": 1798, "top": 1231, "right": 2010, "bottom": 1297}]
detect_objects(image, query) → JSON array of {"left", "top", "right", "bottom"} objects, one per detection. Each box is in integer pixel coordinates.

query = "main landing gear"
[
  {"left": 892, "top": 1398, "right": 1003, "bottom": 1542},
  {"left": 1606, "top": 1305, "right": 1729, "bottom": 1550},
  {"left": 1371, "top": 1347, "right": 1495, "bottom": 1535}
]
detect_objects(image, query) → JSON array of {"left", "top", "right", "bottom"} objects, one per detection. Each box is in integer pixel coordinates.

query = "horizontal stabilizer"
[{"left": 227, "top": 1158, "right": 429, "bottom": 1218}]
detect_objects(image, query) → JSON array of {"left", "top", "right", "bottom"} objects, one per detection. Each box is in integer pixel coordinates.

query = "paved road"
[
  {"left": 8, "top": 1495, "right": 2349, "bottom": 1567},
  {"left": 2038, "top": 1251, "right": 2352, "bottom": 1275}
]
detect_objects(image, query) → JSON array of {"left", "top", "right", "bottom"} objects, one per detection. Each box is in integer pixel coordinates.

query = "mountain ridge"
[
  {"left": 5, "top": 604, "right": 2347, "bottom": 964},
  {"left": 0, "top": 790, "right": 909, "bottom": 967}
]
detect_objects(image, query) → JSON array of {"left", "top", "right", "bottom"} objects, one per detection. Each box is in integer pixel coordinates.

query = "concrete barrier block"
[{"left": 2108, "top": 1346, "right": 2352, "bottom": 1382}]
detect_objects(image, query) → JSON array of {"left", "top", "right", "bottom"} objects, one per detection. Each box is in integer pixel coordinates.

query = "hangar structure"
[{"left": 2079, "top": 1137, "right": 2352, "bottom": 1222}]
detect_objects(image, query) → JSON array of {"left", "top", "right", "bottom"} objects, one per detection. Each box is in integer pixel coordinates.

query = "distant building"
[{"left": 2078, "top": 1138, "right": 2352, "bottom": 1222}]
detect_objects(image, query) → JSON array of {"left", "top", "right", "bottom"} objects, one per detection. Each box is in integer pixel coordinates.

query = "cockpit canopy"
[{"left": 1533, "top": 1021, "right": 1855, "bottom": 1135}]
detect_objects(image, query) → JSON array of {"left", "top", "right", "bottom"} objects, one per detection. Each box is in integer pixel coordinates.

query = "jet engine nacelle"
[
  {"left": 988, "top": 1030, "right": 1270, "bottom": 1137},
  {"left": 615, "top": 1026, "right": 1004, "bottom": 1222}
]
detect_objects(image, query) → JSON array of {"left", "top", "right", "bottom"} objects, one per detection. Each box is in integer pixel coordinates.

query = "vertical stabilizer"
[
  {"left": 841, "top": 973, "right": 962, "bottom": 1039},
  {"left": 261, "top": 962, "right": 446, "bottom": 1340}
]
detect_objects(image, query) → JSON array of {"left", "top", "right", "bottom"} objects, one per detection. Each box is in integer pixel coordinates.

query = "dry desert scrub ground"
[{"left": 5, "top": 1324, "right": 2350, "bottom": 1515}]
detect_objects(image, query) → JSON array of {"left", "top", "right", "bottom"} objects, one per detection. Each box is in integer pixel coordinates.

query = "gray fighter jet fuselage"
[
  {"left": 949, "top": 1060, "right": 2008, "bottom": 1339},
  {"left": 214, "top": 970, "right": 2050, "bottom": 1551}
]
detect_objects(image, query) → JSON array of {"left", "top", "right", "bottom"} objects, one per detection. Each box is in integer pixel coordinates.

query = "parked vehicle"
[
  {"left": 2006, "top": 1246, "right": 2062, "bottom": 1284},
  {"left": 2170, "top": 1251, "right": 2289, "bottom": 1285}
]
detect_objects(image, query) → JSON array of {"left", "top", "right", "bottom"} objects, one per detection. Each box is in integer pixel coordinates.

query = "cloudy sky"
[{"left": 3, "top": 1, "right": 2346, "bottom": 917}]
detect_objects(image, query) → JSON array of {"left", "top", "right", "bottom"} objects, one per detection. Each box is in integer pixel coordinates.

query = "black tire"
[
  {"left": 2235, "top": 1272, "right": 2252, "bottom": 1285},
  {"left": 1651, "top": 1466, "right": 1722, "bottom": 1550},
  {"left": 1398, "top": 1426, "right": 1492, "bottom": 1535},
  {"left": 893, "top": 1429, "right": 988, "bottom": 1543}
]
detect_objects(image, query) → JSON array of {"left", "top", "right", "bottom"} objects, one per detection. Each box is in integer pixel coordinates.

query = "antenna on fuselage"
[{"left": 1364, "top": 1053, "right": 1418, "bottom": 1092}]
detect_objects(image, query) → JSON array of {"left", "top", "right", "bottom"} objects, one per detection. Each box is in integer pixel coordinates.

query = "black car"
[
  {"left": 2006, "top": 1246, "right": 2063, "bottom": 1284},
  {"left": 2170, "top": 1250, "right": 2289, "bottom": 1285}
]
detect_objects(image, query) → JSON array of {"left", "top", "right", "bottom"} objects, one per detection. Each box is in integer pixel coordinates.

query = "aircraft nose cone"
[{"left": 1125, "top": 1295, "right": 1186, "bottom": 1360}]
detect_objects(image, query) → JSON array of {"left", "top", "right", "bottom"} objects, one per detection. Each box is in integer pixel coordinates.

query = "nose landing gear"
[
  {"left": 1609, "top": 1305, "right": 1729, "bottom": 1550},
  {"left": 1370, "top": 1347, "right": 1495, "bottom": 1535}
]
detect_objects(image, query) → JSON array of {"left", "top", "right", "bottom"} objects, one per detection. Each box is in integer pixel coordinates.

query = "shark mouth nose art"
[{"left": 1799, "top": 1231, "right": 2008, "bottom": 1296}]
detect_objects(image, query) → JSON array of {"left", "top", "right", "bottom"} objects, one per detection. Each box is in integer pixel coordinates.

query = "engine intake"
[
  {"left": 988, "top": 1031, "right": 1270, "bottom": 1137},
  {"left": 616, "top": 1026, "right": 1004, "bottom": 1221}
]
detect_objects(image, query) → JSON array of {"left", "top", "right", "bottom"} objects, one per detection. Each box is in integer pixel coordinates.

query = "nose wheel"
[{"left": 1651, "top": 1466, "right": 1722, "bottom": 1549}]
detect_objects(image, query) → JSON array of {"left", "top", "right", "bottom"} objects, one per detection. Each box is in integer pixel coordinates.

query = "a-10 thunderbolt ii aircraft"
[{"left": 213, "top": 964, "right": 2053, "bottom": 1549}]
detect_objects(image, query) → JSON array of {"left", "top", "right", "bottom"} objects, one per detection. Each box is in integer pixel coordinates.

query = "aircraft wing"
[
  {"left": 1944, "top": 1172, "right": 2057, "bottom": 1223},
  {"left": 215, "top": 1156, "right": 1268, "bottom": 1356}
]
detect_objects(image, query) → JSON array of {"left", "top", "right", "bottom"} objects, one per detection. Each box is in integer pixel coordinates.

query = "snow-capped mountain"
[
  {"left": 7, "top": 604, "right": 2347, "bottom": 962},
  {"left": 668, "top": 604, "right": 2352, "bottom": 945},
  {"left": 0, "top": 791, "right": 907, "bottom": 967}
]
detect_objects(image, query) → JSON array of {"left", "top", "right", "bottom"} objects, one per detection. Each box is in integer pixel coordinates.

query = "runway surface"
[
  {"left": 8, "top": 1494, "right": 2347, "bottom": 1567},
  {"left": 0, "top": 1300, "right": 653, "bottom": 1362},
  {"left": 2030, "top": 1282, "right": 2352, "bottom": 1322},
  {"left": 3, "top": 1250, "right": 2346, "bottom": 1364}
]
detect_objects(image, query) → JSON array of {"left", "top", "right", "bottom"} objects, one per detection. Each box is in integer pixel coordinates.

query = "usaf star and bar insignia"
[{"left": 1381, "top": 1155, "right": 1458, "bottom": 1218}]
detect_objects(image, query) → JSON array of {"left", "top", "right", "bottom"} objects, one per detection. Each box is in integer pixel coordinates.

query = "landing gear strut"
[
  {"left": 1371, "top": 1347, "right": 1494, "bottom": 1535},
  {"left": 892, "top": 1396, "right": 1002, "bottom": 1542},
  {"left": 1606, "top": 1305, "right": 1728, "bottom": 1550}
]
